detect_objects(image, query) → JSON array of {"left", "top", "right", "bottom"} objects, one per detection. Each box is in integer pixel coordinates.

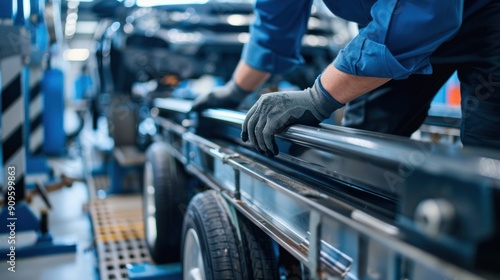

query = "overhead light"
[
  {"left": 65, "top": 24, "right": 76, "bottom": 32},
  {"left": 123, "top": 23, "right": 134, "bottom": 34},
  {"left": 227, "top": 15, "right": 246, "bottom": 26},
  {"left": 66, "top": 12, "right": 78, "bottom": 22},
  {"left": 110, "top": 22, "right": 121, "bottom": 32},
  {"left": 76, "top": 21, "right": 99, "bottom": 34},
  {"left": 302, "top": 35, "right": 328, "bottom": 47},
  {"left": 167, "top": 29, "right": 202, "bottom": 43},
  {"left": 63, "top": 48, "right": 90, "bottom": 61},
  {"left": 67, "top": 1, "right": 79, "bottom": 9},
  {"left": 124, "top": 0, "right": 135, "bottom": 7},
  {"left": 308, "top": 17, "right": 321, "bottom": 28},
  {"left": 65, "top": 29, "right": 76, "bottom": 37},
  {"left": 136, "top": 0, "right": 209, "bottom": 7},
  {"left": 237, "top": 32, "right": 249, "bottom": 43}
]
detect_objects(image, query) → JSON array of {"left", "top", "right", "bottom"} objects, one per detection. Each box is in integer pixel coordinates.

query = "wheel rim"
[
  {"left": 183, "top": 228, "right": 205, "bottom": 280},
  {"left": 144, "top": 162, "right": 157, "bottom": 248}
]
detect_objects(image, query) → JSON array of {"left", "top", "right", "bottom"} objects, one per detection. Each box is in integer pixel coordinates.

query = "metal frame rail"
[{"left": 152, "top": 98, "right": 500, "bottom": 280}]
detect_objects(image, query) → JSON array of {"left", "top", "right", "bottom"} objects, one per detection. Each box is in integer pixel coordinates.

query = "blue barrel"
[{"left": 42, "top": 68, "right": 66, "bottom": 155}]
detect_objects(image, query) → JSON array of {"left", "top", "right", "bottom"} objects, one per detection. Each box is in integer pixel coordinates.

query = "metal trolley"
[{"left": 144, "top": 97, "right": 500, "bottom": 280}]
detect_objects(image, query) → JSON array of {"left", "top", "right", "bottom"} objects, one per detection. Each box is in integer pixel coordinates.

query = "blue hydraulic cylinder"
[
  {"left": 127, "top": 263, "right": 182, "bottom": 280},
  {"left": 42, "top": 67, "right": 66, "bottom": 155},
  {"left": 24, "top": 1, "right": 51, "bottom": 177}
]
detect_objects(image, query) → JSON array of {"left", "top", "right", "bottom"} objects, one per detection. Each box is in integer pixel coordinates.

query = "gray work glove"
[
  {"left": 241, "top": 76, "right": 344, "bottom": 157},
  {"left": 191, "top": 80, "right": 250, "bottom": 112}
]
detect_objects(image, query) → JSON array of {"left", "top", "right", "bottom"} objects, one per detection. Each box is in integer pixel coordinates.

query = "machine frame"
[{"left": 147, "top": 97, "right": 500, "bottom": 280}]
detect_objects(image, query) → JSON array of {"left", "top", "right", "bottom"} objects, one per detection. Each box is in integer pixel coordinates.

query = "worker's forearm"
[
  {"left": 233, "top": 61, "right": 270, "bottom": 92},
  {"left": 320, "top": 64, "right": 391, "bottom": 104}
]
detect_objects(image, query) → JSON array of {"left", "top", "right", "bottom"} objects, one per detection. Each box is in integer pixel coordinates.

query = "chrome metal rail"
[{"left": 152, "top": 97, "right": 500, "bottom": 279}]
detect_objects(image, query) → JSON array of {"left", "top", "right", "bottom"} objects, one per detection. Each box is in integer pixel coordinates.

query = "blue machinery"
[
  {"left": 127, "top": 263, "right": 181, "bottom": 280},
  {"left": 0, "top": 0, "right": 75, "bottom": 258}
]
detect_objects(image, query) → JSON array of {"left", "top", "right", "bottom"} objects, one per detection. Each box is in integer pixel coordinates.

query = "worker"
[{"left": 192, "top": 0, "right": 500, "bottom": 157}]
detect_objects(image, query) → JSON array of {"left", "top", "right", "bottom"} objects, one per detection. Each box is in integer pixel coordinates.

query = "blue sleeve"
[
  {"left": 333, "top": 0, "right": 463, "bottom": 80},
  {"left": 242, "top": 0, "right": 313, "bottom": 73}
]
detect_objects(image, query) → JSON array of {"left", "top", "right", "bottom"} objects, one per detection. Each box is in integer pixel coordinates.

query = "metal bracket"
[{"left": 308, "top": 210, "right": 322, "bottom": 280}]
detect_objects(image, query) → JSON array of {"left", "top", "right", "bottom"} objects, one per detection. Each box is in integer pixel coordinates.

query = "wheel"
[
  {"left": 239, "top": 215, "right": 279, "bottom": 280},
  {"left": 181, "top": 190, "right": 249, "bottom": 280},
  {"left": 143, "top": 142, "right": 190, "bottom": 264},
  {"left": 240, "top": 215, "right": 301, "bottom": 280}
]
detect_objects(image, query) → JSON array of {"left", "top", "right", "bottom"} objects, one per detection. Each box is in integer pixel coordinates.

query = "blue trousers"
[{"left": 343, "top": 1, "right": 500, "bottom": 149}]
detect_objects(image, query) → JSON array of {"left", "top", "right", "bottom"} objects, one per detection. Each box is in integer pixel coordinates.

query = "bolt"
[
  {"left": 182, "top": 119, "right": 192, "bottom": 128},
  {"left": 414, "top": 199, "right": 455, "bottom": 237}
]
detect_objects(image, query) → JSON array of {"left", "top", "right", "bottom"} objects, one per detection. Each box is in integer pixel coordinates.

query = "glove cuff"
[
  {"left": 310, "top": 75, "right": 345, "bottom": 118},
  {"left": 227, "top": 80, "right": 252, "bottom": 98}
]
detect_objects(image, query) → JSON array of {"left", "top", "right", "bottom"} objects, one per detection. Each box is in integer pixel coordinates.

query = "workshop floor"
[
  {"left": 0, "top": 117, "right": 151, "bottom": 280},
  {"left": 0, "top": 180, "right": 98, "bottom": 280},
  {"left": 82, "top": 122, "right": 152, "bottom": 280}
]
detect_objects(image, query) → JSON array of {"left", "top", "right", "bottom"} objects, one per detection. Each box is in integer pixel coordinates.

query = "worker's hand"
[
  {"left": 191, "top": 80, "right": 250, "bottom": 112},
  {"left": 241, "top": 76, "right": 344, "bottom": 157}
]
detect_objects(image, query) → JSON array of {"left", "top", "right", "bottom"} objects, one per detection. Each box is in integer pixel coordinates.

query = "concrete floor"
[{"left": 0, "top": 179, "right": 98, "bottom": 280}]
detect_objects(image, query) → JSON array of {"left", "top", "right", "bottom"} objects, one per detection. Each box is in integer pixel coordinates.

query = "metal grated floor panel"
[
  {"left": 90, "top": 196, "right": 151, "bottom": 280},
  {"left": 83, "top": 127, "right": 152, "bottom": 279}
]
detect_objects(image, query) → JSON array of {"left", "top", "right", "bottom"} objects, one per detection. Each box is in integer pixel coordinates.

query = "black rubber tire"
[
  {"left": 239, "top": 215, "right": 280, "bottom": 280},
  {"left": 143, "top": 142, "right": 190, "bottom": 264},
  {"left": 181, "top": 190, "right": 249, "bottom": 280}
]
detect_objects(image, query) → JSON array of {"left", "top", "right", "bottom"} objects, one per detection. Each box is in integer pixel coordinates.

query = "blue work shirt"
[{"left": 242, "top": 0, "right": 491, "bottom": 80}]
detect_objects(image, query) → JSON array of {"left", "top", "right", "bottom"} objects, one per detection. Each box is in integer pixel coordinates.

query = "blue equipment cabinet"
[{"left": 42, "top": 66, "right": 66, "bottom": 155}]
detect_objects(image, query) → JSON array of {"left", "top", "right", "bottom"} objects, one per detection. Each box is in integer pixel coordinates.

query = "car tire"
[
  {"left": 239, "top": 215, "right": 279, "bottom": 280},
  {"left": 143, "top": 142, "right": 190, "bottom": 264},
  {"left": 181, "top": 190, "right": 249, "bottom": 280}
]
